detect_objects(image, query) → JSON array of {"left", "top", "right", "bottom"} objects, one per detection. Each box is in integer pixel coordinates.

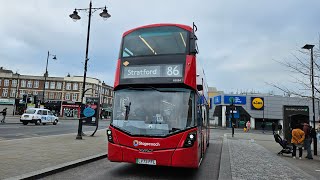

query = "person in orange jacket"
[{"left": 291, "top": 124, "right": 305, "bottom": 159}]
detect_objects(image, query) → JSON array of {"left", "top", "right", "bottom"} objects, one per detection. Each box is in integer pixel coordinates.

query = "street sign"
[{"left": 83, "top": 107, "right": 95, "bottom": 117}]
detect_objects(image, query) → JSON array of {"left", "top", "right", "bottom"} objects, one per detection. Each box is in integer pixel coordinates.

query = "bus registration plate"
[{"left": 136, "top": 159, "right": 156, "bottom": 165}]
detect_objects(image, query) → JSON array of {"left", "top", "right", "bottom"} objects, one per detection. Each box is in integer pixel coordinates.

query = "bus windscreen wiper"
[{"left": 124, "top": 102, "right": 131, "bottom": 120}]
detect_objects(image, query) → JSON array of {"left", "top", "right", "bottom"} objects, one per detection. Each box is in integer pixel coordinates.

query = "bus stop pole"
[{"left": 231, "top": 102, "right": 235, "bottom": 137}]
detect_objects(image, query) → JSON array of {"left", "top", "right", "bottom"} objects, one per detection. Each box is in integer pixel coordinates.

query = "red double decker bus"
[{"left": 107, "top": 23, "right": 210, "bottom": 168}]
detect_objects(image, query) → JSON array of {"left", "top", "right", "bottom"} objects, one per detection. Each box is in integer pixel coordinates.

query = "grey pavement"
[
  {"left": 0, "top": 125, "right": 319, "bottom": 180},
  {"left": 219, "top": 130, "right": 320, "bottom": 180},
  {"left": 0, "top": 129, "right": 108, "bottom": 180}
]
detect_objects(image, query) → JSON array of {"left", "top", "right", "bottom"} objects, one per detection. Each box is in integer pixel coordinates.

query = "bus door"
[
  {"left": 202, "top": 106, "right": 207, "bottom": 154},
  {"left": 197, "top": 104, "right": 204, "bottom": 161}
]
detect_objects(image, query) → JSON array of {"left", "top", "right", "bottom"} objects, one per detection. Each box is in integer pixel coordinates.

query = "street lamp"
[
  {"left": 230, "top": 100, "right": 235, "bottom": 137},
  {"left": 42, "top": 51, "right": 57, "bottom": 103},
  {"left": 13, "top": 72, "right": 20, "bottom": 116},
  {"left": 302, "top": 43, "right": 317, "bottom": 156},
  {"left": 70, "top": 0, "right": 111, "bottom": 140}
]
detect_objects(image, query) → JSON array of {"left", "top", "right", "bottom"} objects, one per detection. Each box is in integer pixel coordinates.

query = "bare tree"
[{"left": 267, "top": 36, "right": 320, "bottom": 100}]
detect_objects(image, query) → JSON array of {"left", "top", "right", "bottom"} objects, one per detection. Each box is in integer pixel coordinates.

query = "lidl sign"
[{"left": 251, "top": 97, "right": 264, "bottom": 110}]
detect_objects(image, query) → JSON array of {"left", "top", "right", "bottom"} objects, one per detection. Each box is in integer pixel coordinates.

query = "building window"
[
  {"left": 72, "top": 94, "right": 78, "bottom": 101},
  {"left": 2, "top": 89, "right": 8, "bottom": 97},
  {"left": 27, "top": 81, "right": 33, "bottom": 88},
  {"left": 33, "top": 91, "right": 38, "bottom": 95},
  {"left": 4, "top": 79, "right": 9, "bottom": 87},
  {"left": 12, "top": 80, "right": 17, "bottom": 87},
  {"left": 56, "top": 82, "right": 62, "bottom": 89},
  {"left": 49, "top": 92, "right": 54, "bottom": 99},
  {"left": 19, "top": 90, "right": 26, "bottom": 98},
  {"left": 65, "top": 93, "right": 70, "bottom": 100},
  {"left": 0, "top": 79, "right": 2, "bottom": 86},
  {"left": 73, "top": 83, "right": 78, "bottom": 90},
  {"left": 21, "top": 80, "right": 26, "bottom": 87},
  {"left": 44, "top": 92, "right": 47, "bottom": 99},
  {"left": 56, "top": 92, "right": 61, "bottom": 99},
  {"left": 66, "top": 83, "right": 71, "bottom": 90},
  {"left": 50, "top": 82, "right": 55, "bottom": 89},
  {"left": 45, "top": 82, "right": 49, "bottom": 89},
  {"left": 10, "top": 89, "right": 16, "bottom": 97},
  {"left": 34, "top": 81, "right": 39, "bottom": 88}
]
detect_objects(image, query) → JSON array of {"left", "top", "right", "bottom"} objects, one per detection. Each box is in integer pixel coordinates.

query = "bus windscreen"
[
  {"left": 121, "top": 26, "right": 188, "bottom": 57},
  {"left": 112, "top": 88, "right": 195, "bottom": 136}
]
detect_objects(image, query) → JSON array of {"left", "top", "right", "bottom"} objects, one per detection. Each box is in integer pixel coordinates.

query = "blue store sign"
[
  {"left": 224, "top": 96, "right": 246, "bottom": 105},
  {"left": 213, "top": 95, "right": 221, "bottom": 104}
]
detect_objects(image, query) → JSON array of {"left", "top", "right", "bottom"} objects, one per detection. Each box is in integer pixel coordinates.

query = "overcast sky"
[{"left": 1, "top": 0, "right": 319, "bottom": 94}]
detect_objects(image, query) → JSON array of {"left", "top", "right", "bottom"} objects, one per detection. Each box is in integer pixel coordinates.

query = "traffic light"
[
  {"left": 23, "top": 94, "right": 27, "bottom": 103},
  {"left": 15, "top": 98, "right": 20, "bottom": 105},
  {"left": 34, "top": 95, "right": 39, "bottom": 108},
  {"left": 27, "top": 96, "right": 32, "bottom": 103},
  {"left": 33, "top": 95, "right": 38, "bottom": 104}
]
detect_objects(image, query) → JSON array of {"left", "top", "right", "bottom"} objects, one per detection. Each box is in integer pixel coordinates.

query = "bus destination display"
[{"left": 122, "top": 64, "right": 183, "bottom": 79}]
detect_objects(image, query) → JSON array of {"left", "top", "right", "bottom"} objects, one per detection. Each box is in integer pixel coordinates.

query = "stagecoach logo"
[
  {"left": 133, "top": 140, "right": 139, "bottom": 147},
  {"left": 133, "top": 140, "right": 160, "bottom": 147},
  {"left": 123, "top": 61, "right": 129, "bottom": 66}
]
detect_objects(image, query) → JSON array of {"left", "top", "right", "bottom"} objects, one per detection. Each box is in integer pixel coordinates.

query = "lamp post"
[
  {"left": 70, "top": 0, "right": 111, "bottom": 140},
  {"left": 13, "top": 73, "right": 20, "bottom": 116},
  {"left": 302, "top": 44, "right": 317, "bottom": 156},
  {"left": 42, "top": 51, "right": 57, "bottom": 103},
  {"left": 230, "top": 100, "right": 235, "bottom": 137}
]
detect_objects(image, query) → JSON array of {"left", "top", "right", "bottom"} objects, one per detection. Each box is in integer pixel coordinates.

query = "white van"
[{"left": 20, "top": 108, "right": 59, "bottom": 125}]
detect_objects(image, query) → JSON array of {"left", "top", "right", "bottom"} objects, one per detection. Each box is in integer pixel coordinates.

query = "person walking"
[
  {"left": 261, "top": 121, "right": 266, "bottom": 134},
  {"left": 317, "top": 124, "right": 320, "bottom": 143},
  {"left": 302, "top": 123, "right": 313, "bottom": 159},
  {"left": 291, "top": 125, "right": 305, "bottom": 159},
  {"left": 1, "top": 107, "right": 7, "bottom": 123},
  {"left": 246, "top": 120, "right": 251, "bottom": 132},
  {"left": 278, "top": 123, "right": 283, "bottom": 135},
  {"left": 272, "top": 122, "right": 276, "bottom": 134}
]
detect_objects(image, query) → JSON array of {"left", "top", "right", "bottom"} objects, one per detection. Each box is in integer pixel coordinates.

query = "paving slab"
[
  {"left": 220, "top": 131, "right": 319, "bottom": 180},
  {"left": 0, "top": 130, "right": 108, "bottom": 179}
]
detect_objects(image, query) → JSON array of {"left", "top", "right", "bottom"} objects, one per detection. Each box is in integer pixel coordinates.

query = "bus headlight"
[
  {"left": 106, "top": 129, "right": 114, "bottom": 143},
  {"left": 184, "top": 132, "right": 197, "bottom": 148}
]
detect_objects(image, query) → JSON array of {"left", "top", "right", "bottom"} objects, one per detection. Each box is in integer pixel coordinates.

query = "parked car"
[{"left": 20, "top": 108, "right": 59, "bottom": 125}]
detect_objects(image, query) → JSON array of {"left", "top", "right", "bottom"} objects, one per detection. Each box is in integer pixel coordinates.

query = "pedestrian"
[
  {"left": 302, "top": 123, "right": 313, "bottom": 159},
  {"left": 317, "top": 124, "right": 320, "bottom": 143},
  {"left": 278, "top": 123, "right": 283, "bottom": 135},
  {"left": 272, "top": 122, "right": 276, "bottom": 134},
  {"left": 291, "top": 124, "right": 305, "bottom": 159},
  {"left": 261, "top": 121, "right": 266, "bottom": 134},
  {"left": 1, "top": 107, "right": 7, "bottom": 123},
  {"left": 246, "top": 120, "right": 251, "bottom": 132}
]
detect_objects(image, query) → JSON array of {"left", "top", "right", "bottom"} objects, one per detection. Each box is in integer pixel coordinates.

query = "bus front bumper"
[{"left": 108, "top": 142, "right": 198, "bottom": 168}]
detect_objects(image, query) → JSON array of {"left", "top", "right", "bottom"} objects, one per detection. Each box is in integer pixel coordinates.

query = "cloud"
[{"left": 1, "top": 0, "right": 320, "bottom": 94}]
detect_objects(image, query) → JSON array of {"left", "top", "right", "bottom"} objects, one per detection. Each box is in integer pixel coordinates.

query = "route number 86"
[{"left": 167, "top": 66, "right": 180, "bottom": 76}]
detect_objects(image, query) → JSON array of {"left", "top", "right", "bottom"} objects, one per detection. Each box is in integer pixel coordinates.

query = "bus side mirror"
[{"left": 189, "top": 34, "right": 198, "bottom": 54}]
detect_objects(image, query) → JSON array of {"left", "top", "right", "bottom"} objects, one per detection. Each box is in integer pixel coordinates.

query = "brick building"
[{"left": 0, "top": 67, "right": 113, "bottom": 117}]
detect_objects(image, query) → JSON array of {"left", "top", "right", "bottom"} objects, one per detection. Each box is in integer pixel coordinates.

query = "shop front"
[
  {"left": 101, "top": 103, "right": 112, "bottom": 119},
  {"left": 0, "top": 98, "right": 14, "bottom": 115},
  {"left": 45, "top": 100, "right": 62, "bottom": 116},
  {"left": 61, "top": 101, "right": 81, "bottom": 118}
]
